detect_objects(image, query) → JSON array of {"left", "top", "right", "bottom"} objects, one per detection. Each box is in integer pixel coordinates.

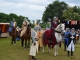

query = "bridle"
[{"left": 55, "top": 24, "right": 63, "bottom": 33}]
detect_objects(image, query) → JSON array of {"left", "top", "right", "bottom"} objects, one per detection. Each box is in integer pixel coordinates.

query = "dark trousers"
[
  {"left": 68, "top": 48, "right": 73, "bottom": 56},
  {"left": 64, "top": 40, "right": 67, "bottom": 51}
]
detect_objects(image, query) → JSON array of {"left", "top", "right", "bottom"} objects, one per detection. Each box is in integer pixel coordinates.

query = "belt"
[
  {"left": 35, "top": 38, "right": 38, "bottom": 41},
  {"left": 39, "top": 37, "right": 41, "bottom": 38}
]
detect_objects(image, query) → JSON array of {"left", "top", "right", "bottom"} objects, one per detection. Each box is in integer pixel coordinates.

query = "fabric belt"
[
  {"left": 35, "top": 38, "right": 38, "bottom": 41},
  {"left": 39, "top": 37, "right": 41, "bottom": 38}
]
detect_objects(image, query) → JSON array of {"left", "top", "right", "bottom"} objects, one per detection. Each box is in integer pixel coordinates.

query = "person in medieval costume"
[
  {"left": 34, "top": 22, "right": 42, "bottom": 51},
  {"left": 10, "top": 18, "right": 17, "bottom": 30},
  {"left": 34, "top": 23, "right": 41, "bottom": 32},
  {"left": 16, "top": 26, "right": 21, "bottom": 41},
  {"left": 37, "top": 28, "right": 43, "bottom": 50},
  {"left": 67, "top": 28, "right": 76, "bottom": 56},
  {"left": 48, "top": 16, "right": 58, "bottom": 48},
  {"left": 46, "top": 18, "right": 51, "bottom": 30},
  {"left": 20, "top": 18, "right": 29, "bottom": 37},
  {"left": 29, "top": 28, "right": 39, "bottom": 60},
  {"left": 64, "top": 28, "right": 70, "bottom": 51},
  {"left": 9, "top": 18, "right": 17, "bottom": 36}
]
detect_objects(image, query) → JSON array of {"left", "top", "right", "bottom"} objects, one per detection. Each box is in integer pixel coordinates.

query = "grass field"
[{"left": 0, "top": 38, "right": 80, "bottom": 60}]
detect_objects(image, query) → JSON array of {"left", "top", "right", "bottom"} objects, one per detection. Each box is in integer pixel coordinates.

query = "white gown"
[
  {"left": 67, "top": 34, "right": 75, "bottom": 51},
  {"left": 67, "top": 40, "right": 75, "bottom": 51},
  {"left": 29, "top": 30, "right": 38, "bottom": 56}
]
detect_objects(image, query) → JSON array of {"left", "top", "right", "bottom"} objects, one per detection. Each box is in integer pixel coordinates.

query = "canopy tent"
[{"left": 0, "top": 23, "right": 10, "bottom": 33}]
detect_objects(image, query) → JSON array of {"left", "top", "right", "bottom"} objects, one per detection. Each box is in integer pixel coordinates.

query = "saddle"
[{"left": 48, "top": 38, "right": 52, "bottom": 43}]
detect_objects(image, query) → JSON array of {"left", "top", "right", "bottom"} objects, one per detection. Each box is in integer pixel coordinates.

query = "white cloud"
[
  {"left": 0, "top": 0, "right": 51, "bottom": 20},
  {"left": 60, "top": 0, "right": 80, "bottom": 6},
  {"left": 0, "top": 0, "right": 80, "bottom": 20},
  {"left": 67, "top": 3, "right": 76, "bottom": 7}
]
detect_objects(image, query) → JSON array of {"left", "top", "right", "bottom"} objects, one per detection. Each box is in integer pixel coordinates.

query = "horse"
[
  {"left": 11, "top": 27, "right": 17, "bottom": 45},
  {"left": 21, "top": 24, "right": 31, "bottom": 48},
  {"left": 26, "top": 24, "right": 31, "bottom": 48},
  {"left": 42, "top": 23, "right": 65, "bottom": 56}
]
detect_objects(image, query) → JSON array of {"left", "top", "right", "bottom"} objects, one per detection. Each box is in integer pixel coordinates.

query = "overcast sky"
[{"left": 0, "top": 0, "right": 80, "bottom": 21}]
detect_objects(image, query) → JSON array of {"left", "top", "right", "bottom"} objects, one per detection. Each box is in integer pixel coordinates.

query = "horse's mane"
[
  {"left": 55, "top": 23, "right": 63, "bottom": 31},
  {"left": 26, "top": 24, "right": 31, "bottom": 35}
]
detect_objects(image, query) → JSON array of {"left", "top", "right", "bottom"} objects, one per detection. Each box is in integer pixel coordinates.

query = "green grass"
[{"left": 0, "top": 38, "right": 80, "bottom": 60}]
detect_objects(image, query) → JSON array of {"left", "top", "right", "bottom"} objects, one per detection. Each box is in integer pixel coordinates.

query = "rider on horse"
[
  {"left": 46, "top": 18, "right": 51, "bottom": 30},
  {"left": 9, "top": 18, "right": 17, "bottom": 32},
  {"left": 48, "top": 16, "right": 58, "bottom": 48},
  {"left": 11, "top": 18, "right": 17, "bottom": 28},
  {"left": 20, "top": 18, "right": 29, "bottom": 37},
  {"left": 10, "top": 18, "right": 17, "bottom": 45}
]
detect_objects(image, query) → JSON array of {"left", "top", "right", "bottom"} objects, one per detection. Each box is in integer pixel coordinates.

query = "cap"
[
  {"left": 71, "top": 28, "right": 75, "bottom": 30},
  {"left": 48, "top": 18, "right": 51, "bottom": 22},
  {"left": 53, "top": 16, "right": 58, "bottom": 20}
]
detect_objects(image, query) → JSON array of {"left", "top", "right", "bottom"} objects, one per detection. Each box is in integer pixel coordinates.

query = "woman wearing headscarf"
[{"left": 67, "top": 28, "right": 76, "bottom": 56}]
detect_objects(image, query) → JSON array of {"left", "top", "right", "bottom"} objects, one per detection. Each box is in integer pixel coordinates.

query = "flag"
[
  {"left": 76, "top": 21, "right": 77, "bottom": 24},
  {"left": 67, "top": 21, "right": 69, "bottom": 24}
]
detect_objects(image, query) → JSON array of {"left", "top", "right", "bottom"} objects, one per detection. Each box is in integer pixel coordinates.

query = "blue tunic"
[
  {"left": 64, "top": 31, "right": 70, "bottom": 46},
  {"left": 9, "top": 27, "right": 12, "bottom": 32},
  {"left": 10, "top": 21, "right": 14, "bottom": 27}
]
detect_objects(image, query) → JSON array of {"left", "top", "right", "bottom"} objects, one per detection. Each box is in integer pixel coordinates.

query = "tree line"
[{"left": 0, "top": 13, "right": 31, "bottom": 27}]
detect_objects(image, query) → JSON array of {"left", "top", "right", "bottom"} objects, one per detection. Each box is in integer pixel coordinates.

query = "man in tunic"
[
  {"left": 64, "top": 28, "right": 70, "bottom": 51},
  {"left": 37, "top": 28, "right": 43, "bottom": 50},
  {"left": 48, "top": 16, "right": 58, "bottom": 48},
  {"left": 34, "top": 22, "right": 41, "bottom": 51},
  {"left": 46, "top": 18, "right": 51, "bottom": 30},
  {"left": 9, "top": 18, "right": 17, "bottom": 36},
  {"left": 20, "top": 18, "right": 29, "bottom": 37},
  {"left": 67, "top": 28, "right": 76, "bottom": 56},
  {"left": 29, "top": 28, "right": 38, "bottom": 60},
  {"left": 10, "top": 18, "right": 17, "bottom": 29}
]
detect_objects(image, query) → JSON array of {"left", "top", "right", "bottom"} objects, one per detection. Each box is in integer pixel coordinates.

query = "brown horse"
[
  {"left": 21, "top": 24, "right": 31, "bottom": 48},
  {"left": 11, "top": 27, "right": 17, "bottom": 45}
]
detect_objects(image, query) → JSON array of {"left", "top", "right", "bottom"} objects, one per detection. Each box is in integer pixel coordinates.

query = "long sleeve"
[
  {"left": 64, "top": 32, "right": 70, "bottom": 38},
  {"left": 31, "top": 30, "right": 36, "bottom": 43}
]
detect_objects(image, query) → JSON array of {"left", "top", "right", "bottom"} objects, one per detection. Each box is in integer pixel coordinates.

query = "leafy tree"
[
  {"left": 0, "top": 12, "right": 30, "bottom": 27},
  {"left": 42, "top": 0, "right": 68, "bottom": 22},
  {"left": 63, "top": 6, "right": 80, "bottom": 20}
]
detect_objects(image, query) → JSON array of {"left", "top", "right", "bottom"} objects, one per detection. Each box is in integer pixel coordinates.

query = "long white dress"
[
  {"left": 67, "top": 40, "right": 75, "bottom": 51},
  {"left": 29, "top": 30, "right": 38, "bottom": 56},
  {"left": 67, "top": 33, "right": 75, "bottom": 51}
]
